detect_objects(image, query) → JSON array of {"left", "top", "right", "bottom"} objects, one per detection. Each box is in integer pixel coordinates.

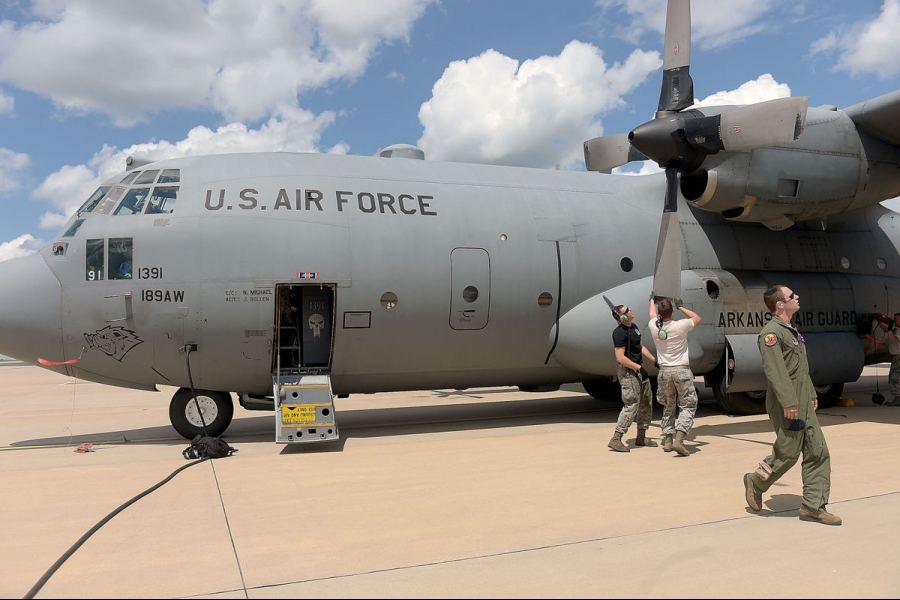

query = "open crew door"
[{"left": 273, "top": 284, "right": 336, "bottom": 373}]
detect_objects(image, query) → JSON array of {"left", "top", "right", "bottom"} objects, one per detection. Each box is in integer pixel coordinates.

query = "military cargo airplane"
[{"left": 1, "top": 0, "right": 899, "bottom": 441}]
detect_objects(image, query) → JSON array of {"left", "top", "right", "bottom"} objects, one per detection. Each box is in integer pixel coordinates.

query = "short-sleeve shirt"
[
  {"left": 648, "top": 317, "right": 695, "bottom": 366},
  {"left": 612, "top": 323, "right": 643, "bottom": 365}
]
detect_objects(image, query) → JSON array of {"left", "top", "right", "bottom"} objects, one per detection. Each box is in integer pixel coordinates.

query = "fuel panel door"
[{"left": 449, "top": 247, "right": 490, "bottom": 330}]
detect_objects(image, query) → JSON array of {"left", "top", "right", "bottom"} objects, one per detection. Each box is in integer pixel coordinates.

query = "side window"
[
  {"left": 63, "top": 219, "right": 85, "bottom": 237},
  {"left": 77, "top": 186, "right": 111, "bottom": 215},
  {"left": 146, "top": 186, "right": 178, "bottom": 214},
  {"left": 108, "top": 238, "right": 133, "bottom": 280},
  {"left": 86, "top": 239, "right": 105, "bottom": 281},
  {"left": 120, "top": 171, "right": 140, "bottom": 184},
  {"left": 134, "top": 170, "right": 159, "bottom": 185},
  {"left": 157, "top": 169, "right": 180, "bottom": 183},
  {"left": 94, "top": 186, "right": 126, "bottom": 215},
  {"left": 113, "top": 188, "right": 150, "bottom": 215}
]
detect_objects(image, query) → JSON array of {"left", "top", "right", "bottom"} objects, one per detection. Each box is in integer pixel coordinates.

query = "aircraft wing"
[{"left": 844, "top": 89, "right": 900, "bottom": 146}]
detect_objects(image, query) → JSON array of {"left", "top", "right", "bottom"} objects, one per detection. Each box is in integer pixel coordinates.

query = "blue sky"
[{"left": 1, "top": 0, "right": 900, "bottom": 261}]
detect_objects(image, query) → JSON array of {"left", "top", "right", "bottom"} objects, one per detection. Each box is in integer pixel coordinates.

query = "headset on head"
[{"left": 613, "top": 305, "right": 629, "bottom": 324}]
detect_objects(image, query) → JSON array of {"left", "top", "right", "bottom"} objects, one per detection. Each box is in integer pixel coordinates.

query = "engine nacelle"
[{"left": 680, "top": 106, "right": 900, "bottom": 230}]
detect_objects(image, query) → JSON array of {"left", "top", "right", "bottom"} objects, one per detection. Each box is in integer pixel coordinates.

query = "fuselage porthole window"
[
  {"left": 113, "top": 187, "right": 151, "bottom": 215},
  {"left": 157, "top": 169, "right": 180, "bottom": 184},
  {"left": 77, "top": 186, "right": 112, "bottom": 215},
  {"left": 86, "top": 239, "right": 105, "bottom": 281},
  {"left": 134, "top": 170, "right": 159, "bottom": 185},
  {"left": 108, "top": 238, "right": 133, "bottom": 280},
  {"left": 146, "top": 186, "right": 178, "bottom": 214}
]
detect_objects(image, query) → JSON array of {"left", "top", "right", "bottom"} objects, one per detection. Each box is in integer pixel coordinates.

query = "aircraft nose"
[{"left": 0, "top": 252, "right": 63, "bottom": 363}]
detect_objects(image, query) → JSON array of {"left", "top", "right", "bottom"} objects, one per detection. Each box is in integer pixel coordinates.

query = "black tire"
[
  {"left": 711, "top": 374, "right": 766, "bottom": 416},
  {"left": 582, "top": 377, "right": 622, "bottom": 402},
  {"left": 815, "top": 383, "right": 844, "bottom": 409},
  {"left": 583, "top": 375, "right": 655, "bottom": 403},
  {"left": 169, "top": 388, "right": 234, "bottom": 439}
]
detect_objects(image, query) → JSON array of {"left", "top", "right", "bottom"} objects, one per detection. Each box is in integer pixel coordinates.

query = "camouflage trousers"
[
  {"left": 889, "top": 354, "right": 900, "bottom": 402},
  {"left": 615, "top": 365, "right": 653, "bottom": 435},
  {"left": 656, "top": 366, "right": 698, "bottom": 436}
]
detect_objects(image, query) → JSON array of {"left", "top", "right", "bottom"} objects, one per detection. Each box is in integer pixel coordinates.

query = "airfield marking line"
[
  {"left": 244, "top": 496, "right": 887, "bottom": 593},
  {"left": 206, "top": 459, "right": 251, "bottom": 599},
  {"left": 337, "top": 406, "right": 619, "bottom": 431},
  {"left": 0, "top": 436, "right": 183, "bottom": 451}
]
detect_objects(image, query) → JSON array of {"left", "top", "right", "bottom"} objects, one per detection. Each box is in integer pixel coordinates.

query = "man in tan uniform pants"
[
  {"left": 743, "top": 284, "right": 841, "bottom": 525},
  {"left": 648, "top": 296, "right": 701, "bottom": 456}
]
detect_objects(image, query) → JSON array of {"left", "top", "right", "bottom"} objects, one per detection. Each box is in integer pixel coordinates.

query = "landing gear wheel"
[
  {"left": 814, "top": 383, "right": 844, "bottom": 409},
  {"left": 582, "top": 377, "right": 622, "bottom": 402},
  {"left": 169, "top": 388, "right": 234, "bottom": 439},
  {"left": 711, "top": 374, "right": 766, "bottom": 416}
]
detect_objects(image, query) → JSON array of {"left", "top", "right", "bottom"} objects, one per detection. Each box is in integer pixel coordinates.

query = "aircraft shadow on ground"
[
  {"left": 12, "top": 394, "right": 626, "bottom": 449},
  {"left": 13, "top": 396, "right": 899, "bottom": 451}
]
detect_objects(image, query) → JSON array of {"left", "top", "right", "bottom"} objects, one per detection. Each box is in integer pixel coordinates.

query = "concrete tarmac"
[{"left": 1, "top": 362, "right": 899, "bottom": 599}]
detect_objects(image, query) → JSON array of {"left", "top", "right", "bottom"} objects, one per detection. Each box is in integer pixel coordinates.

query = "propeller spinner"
[{"left": 583, "top": 0, "right": 808, "bottom": 300}]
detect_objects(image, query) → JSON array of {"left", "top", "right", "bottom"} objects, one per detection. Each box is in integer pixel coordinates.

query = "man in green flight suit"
[{"left": 743, "top": 284, "right": 841, "bottom": 525}]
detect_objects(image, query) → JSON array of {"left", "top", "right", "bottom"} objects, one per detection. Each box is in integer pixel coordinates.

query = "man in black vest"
[{"left": 609, "top": 304, "right": 658, "bottom": 452}]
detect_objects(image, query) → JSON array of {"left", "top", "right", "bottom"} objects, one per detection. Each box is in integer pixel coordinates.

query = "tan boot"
[
  {"left": 743, "top": 473, "right": 762, "bottom": 512},
  {"left": 608, "top": 431, "right": 629, "bottom": 452},
  {"left": 663, "top": 434, "right": 674, "bottom": 452},
  {"left": 673, "top": 431, "right": 689, "bottom": 456},
  {"left": 635, "top": 429, "right": 658, "bottom": 447},
  {"left": 799, "top": 507, "right": 842, "bottom": 526}
]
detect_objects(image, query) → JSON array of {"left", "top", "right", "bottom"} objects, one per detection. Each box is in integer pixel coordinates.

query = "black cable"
[
  {"left": 23, "top": 458, "right": 206, "bottom": 599},
  {"left": 184, "top": 345, "right": 211, "bottom": 438}
]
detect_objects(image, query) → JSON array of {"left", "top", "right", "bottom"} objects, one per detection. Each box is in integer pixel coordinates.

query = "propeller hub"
[{"left": 629, "top": 116, "right": 701, "bottom": 172}]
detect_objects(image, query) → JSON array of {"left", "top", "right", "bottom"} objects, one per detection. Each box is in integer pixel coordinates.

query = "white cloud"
[
  {"left": 0, "top": 0, "right": 435, "bottom": 125},
  {"left": 810, "top": 0, "right": 900, "bottom": 79},
  {"left": 0, "top": 234, "right": 42, "bottom": 262},
  {"left": 417, "top": 41, "right": 662, "bottom": 169},
  {"left": 595, "top": 0, "right": 804, "bottom": 50},
  {"left": 0, "top": 89, "right": 13, "bottom": 115},
  {"left": 692, "top": 73, "right": 791, "bottom": 107},
  {"left": 31, "top": 104, "right": 341, "bottom": 228},
  {"left": 0, "top": 148, "right": 30, "bottom": 193}
]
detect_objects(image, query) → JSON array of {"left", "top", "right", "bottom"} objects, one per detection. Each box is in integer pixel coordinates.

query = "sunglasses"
[
  {"left": 780, "top": 293, "right": 796, "bottom": 303},
  {"left": 620, "top": 306, "right": 630, "bottom": 315}
]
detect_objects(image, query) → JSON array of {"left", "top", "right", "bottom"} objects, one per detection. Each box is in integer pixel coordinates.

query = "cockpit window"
[
  {"left": 63, "top": 219, "right": 85, "bottom": 237},
  {"left": 157, "top": 169, "right": 180, "bottom": 184},
  {"left": 86, "top": 239, "right": 104, "bottom": 281},
  {"left": 120, "top": 172, "right": 140, "bottom": 185},
  {"left": 134, "top": 170, "right": 159, "bottom": 185},
  {"left": 94, "top": 186, "right": 126, "bottom": 215},
  {"left": 77, "top": 186, "right": 112, "bottom": 214},
  {"left": 113, "top": 187, "right": 150, "bottom": 215},
  {"left": 146, "top": 186, "right": 178, "bottom": 214},
  {"left": 108, "top": 238, "right": 133, "bottom": 280}
]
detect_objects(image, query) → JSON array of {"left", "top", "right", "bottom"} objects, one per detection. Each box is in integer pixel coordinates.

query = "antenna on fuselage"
[{"left": 125, "top": 155, "right": 153, "bottom": 171}]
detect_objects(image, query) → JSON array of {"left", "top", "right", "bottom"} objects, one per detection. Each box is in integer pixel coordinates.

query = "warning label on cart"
[{"left": 281, "top": 405, "right": 318, "bottom": 425}]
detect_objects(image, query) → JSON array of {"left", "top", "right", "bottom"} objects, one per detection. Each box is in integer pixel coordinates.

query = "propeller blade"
[
  {"left": 663, "top": 167, "right": 678, "bottom": 213},
  {"left": 657, "top": 0, "right": 693, "bottom": 113},
  {"left": 717, "top": 96, "right": 809, "bottom": 151},
  {"left": 583, "top": 134, "right": 649, "bottom": 172},
  {"left": 653, "top": 169, "right": 682, "bottom": 299},
  {"left": 652, "top": 211, "right": 683, "bottom": 300}
]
